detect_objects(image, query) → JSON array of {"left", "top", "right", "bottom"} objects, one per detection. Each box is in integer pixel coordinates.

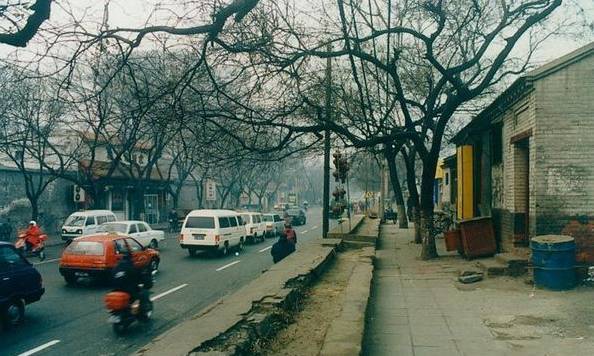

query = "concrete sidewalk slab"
[{"left": 363, "top": 225, "right": 594, "bottom": 356}]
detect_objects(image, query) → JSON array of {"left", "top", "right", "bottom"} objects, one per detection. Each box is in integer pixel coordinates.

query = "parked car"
[
  {"left": 98, "top": 221, "right": 165, "bottom": 249},
  {"left": 239, "top": 212, "right": 266, "bottom": 243},
  {"left": 0, "top": 241, "right": 44, "bottom": 328},
  {"left": 286, "top": 208, "right": 307, "bottom": 226},
  {"left": 59, "top": 234, "right": 159, "bottom": 284},
  {"left": 262, "top": 213, "right": 284, "bottom": 238},
  {"left": 61, "top": 210, "right": 117, "bottom": 241},
  {"left": 179, "top": 210, "right": 245, "bottom": 257}
]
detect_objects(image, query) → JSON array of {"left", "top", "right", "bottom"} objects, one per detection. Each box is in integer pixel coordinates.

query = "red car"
[{"left": 59, "top": 233, "right": 160, "bottom": 284}]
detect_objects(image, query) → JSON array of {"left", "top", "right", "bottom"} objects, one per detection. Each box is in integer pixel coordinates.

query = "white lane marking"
[
  {"left": 33, "top": 258, "right": 60, "bottom": 266},
  {"left": 302, "top": 230, "right": 309, "bottom": 234},
  {"left": 18, "top": 340, "right": 61, "bottom": 356},
  {"left": 259, "top": 245, "right": 272, "bottom": 253},
  {"left": 151, "top": 284, "right": 188, "bottom": 301},
  {"left": 216, "top": 260, "right": 241, "bottom": 272}
]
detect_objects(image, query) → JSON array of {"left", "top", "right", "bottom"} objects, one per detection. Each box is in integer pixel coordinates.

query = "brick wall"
[{"left": 533, "top": 53, "right": 594, "bottom": 262}]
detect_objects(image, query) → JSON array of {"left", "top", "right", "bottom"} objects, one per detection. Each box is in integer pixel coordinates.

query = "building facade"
[{"left": 451, "top": 42, "right": 594, "bottom": 261}]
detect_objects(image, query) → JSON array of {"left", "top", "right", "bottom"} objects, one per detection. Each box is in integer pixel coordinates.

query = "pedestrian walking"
[
  {"left": 271, "top": 233, "right": 296, "bottom": 263},
  {"left": 283, "top": 223, "right": 297, "bottom": 245},
  {"left": 168, "top": 208, "right": 178, "bottom": 233}
]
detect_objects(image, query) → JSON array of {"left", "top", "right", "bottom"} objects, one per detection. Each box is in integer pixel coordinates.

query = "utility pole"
[{"left": 322, "top": 44, "right": 332, "bottom": 239}]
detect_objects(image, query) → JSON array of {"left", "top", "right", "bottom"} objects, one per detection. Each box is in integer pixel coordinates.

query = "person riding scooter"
[
  {"left": 23, "top": 221, "right": 43, "bottom": 252},
  {"left": 111, "top": 247, "right": 151, "bottom": 311}
]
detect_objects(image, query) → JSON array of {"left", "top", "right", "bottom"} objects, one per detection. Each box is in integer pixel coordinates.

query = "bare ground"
[{"left": 263, "top": 249, "right": 364, "bottom": 356}]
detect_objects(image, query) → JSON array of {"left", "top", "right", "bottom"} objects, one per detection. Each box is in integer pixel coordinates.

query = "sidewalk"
[{"left": 363, "top": 224, "right": 594, "bottom": 356}]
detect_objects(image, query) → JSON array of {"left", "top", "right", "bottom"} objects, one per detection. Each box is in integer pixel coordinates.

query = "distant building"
[{"left": 451, "top": 42, "right": 594, "bottom": 261}]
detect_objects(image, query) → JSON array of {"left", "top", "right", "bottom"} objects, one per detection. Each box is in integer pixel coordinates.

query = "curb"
[
  {"left": 319, "top": 247, "right": 375, "bottom": 356},
  {"left": 138, "top": 239, "right": 342, "bottom": 356}
]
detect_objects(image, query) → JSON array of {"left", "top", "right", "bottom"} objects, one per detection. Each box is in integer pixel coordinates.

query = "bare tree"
[{"left": 0, "top": 0, "right": 52, "bottom": 47}]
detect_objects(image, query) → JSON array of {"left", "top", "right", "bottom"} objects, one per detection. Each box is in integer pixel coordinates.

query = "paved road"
[{"left": 1, "top": 208, "right": 330, "bottom": 356}]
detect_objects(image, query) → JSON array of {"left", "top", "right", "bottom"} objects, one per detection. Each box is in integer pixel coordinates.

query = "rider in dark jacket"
[{"left": 112, "top": 250, "right": 150, "bottom": 310}]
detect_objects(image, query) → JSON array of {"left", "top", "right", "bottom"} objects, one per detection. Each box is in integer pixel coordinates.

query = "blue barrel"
[{"left": 531, "top": 235, "right": 576, "bottom": 290}]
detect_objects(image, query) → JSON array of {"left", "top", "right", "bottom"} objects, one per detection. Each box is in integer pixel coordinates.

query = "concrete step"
[
  {"left": 475, "top": 259, "right": 508, "bottom": 277},
  {"left": 495, "top": 253, "right": 530, "bottom": 276}
]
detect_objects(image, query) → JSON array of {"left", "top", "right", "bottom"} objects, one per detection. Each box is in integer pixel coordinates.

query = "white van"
[
  {"left": 61, "top": 210, "right": 117, "bottom": 240},
  {"left": 179, "top": 210, "right": 245, "bottom": 257},
  {"left": 239, "top": 212, "right": 267, "bottom": 243}
]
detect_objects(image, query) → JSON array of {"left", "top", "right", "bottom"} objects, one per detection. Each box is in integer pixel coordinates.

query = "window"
[
  {"left": 97, "top": 216, "right": 107, "bottom": 225},
  {"left": 219, "top": 217, "right": 230, "bottom": 228},
  {"left": 107, "top": 215, "right": 116, "bottom": 222},
  {"left": 65, "top": 215, "right": 86, "bottom": 227},
  {"left": 229, "top": 217, "right": 238, "bottom": 227},
  {"left": 0, "top": 246, "right": 27, "bottom": 271},
  {"left": 491, "top": 124, "right": 503, "bottom": 165},
  {"left": 138, "top": 223, "right": 148, "bottom": 232},
  {"left": 262, "top": 215, "right": 273, "bottom": 222},
  {"left": 185, "top": 217, "right": 215, "bottom": 229},
  {"left": 237, "top": 216, "right": 244, "bottom": 226},
  {"left": 255, "top": 215, "right": 262, "bottom": 223},
  {"left": 114, "top": 239, "right": 127, "bottom": 254},
  {"left": 128, "top": 224, "right": 138, "bottom": 234},
  {"left": 111, "top": 190, "right": 124, "bottom": 211},
  {"left": 274, "top": 215, "right": 282, "bottom": 222},
  {"left": 85, "top": 216, "right": 96, "bottom": 226},
  {"left": 98, "top": 223, "right": 127, "bottom": 233},
  {"left": 66, "top": 241, "right": 105, "bottom": 256},
  {"left": 126, "top": 238, "right": 143, "bottom": 252}
]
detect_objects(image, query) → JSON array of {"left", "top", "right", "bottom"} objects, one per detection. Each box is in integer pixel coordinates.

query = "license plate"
[
  {"left": 75, "top": 272, "right": 89, "bottom": 277},
  {"left": 193, "top": 234, "right": 205, "bottom": 240},
  {"left": 108, "top": 315, "right": 121, "bottom": 323}
]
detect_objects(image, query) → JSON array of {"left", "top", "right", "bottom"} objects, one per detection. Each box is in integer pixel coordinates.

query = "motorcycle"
[
  {"left": 15, "top": 231, "right": 47, "bottom": 261},
  {"left": 104, "top": 286, "right": 153, "bottom": 335}
]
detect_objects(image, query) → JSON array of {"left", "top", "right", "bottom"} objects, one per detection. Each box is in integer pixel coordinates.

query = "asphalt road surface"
[{"left": 1, "top": 208, "right": 332, "bottom": 356}]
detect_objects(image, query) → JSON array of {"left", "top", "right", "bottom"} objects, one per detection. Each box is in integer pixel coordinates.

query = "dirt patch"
[{"left": 262, "top": 249, "right": 364, "bottom": 356}]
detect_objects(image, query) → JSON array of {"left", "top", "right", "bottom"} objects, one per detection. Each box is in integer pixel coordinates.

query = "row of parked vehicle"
[{"left": 180, "top": 210, "right": 286, "bottom": 257}]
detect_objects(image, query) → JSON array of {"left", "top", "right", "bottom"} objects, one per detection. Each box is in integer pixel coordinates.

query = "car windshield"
[
  {"left": 262, "top": 215, "right": 273, "bottom": 222},
  {"left": 98, "top": 223, "right": 128, "bottom": 233},
  {"left": 65, "top": 215, "right": 86, "bottom": 227},
  {"left": 185, "top": 216, "right": 215, "bottom": 229},
  {"left": 65, "top": 241, "right": 104, "bottom": 256},
  {"left": 287, "top": 209, "right": 301, "bottom": 215}
]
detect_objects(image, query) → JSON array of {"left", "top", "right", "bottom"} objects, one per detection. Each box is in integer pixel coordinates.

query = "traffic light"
[{"left": 332, "top": 151, "right": 349, "bottom": 183}]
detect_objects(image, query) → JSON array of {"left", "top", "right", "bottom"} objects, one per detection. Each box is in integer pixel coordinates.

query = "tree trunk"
[
  {"left": 30, "top": 196, "right": 39, "bottom": 221},
  {"left": 419, "top": 160, "right": 438, "bottom": 259},
  {"left": 132, "top": 186, "right": 145, "bottom": 220},
  {"left": 385, "top": 145, "right": 408, "bottom": 228},
  {"left": 402, "top": 146, "right": 421, "bottom": 242}
]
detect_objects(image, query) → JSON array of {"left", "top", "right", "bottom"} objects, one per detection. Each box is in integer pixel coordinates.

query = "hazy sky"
[{"left": 0, "top": 1, "right": 592, "bottom": 68}]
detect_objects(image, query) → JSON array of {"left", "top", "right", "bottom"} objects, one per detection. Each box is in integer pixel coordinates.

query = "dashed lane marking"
[
  {"left": 151, "top": 284, "right": 189, "bottom": 301},
  {"left": 259, "top": 245, "right": 272, "bottom": 253},
  {"left": 216, "top": 260, "right": 241, "bottom": 272},
  {"left": 18, "top": 340, "right": 61, "bottom": 356},
  {"left": 33, "top": 258, "right": 60, "bottom": 266}
]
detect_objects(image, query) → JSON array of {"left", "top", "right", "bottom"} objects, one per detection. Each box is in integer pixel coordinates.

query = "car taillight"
[
  {"left": 215, "top": 235, "right": 220, "bottom": 243},
  {"left": 250, "top": 228, "right": 255, "bottom": 234},
  {"left": 178, "top": 234, "right": 184, "bottom": 242}
]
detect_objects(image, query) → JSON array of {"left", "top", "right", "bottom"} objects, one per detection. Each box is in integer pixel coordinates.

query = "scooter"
[
  {"left": 15, "top": 232, "right": 47, "bottom": 261},
  {"left": 104, "top": 286, "right": 153, "bottom": 335}
]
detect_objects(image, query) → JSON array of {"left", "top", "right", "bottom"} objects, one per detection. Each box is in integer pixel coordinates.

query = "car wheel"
[
  {"left": 149, "top": 259, "right": 159, "bottom": 276},
  {"left": 3, "top": 299, "right": 24, "bottom": 328},
  {"left": 188, "top": 248, "right": 197, "bottom": 257},
  {"left": 221, "top": 243, "right": 229, "bottom": 257},
  {"left": 149, "top": 239, "right": 158, "bottom": 249},
  {"left": 64, "top": 273, "right": 77, "bottom": 285}
]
